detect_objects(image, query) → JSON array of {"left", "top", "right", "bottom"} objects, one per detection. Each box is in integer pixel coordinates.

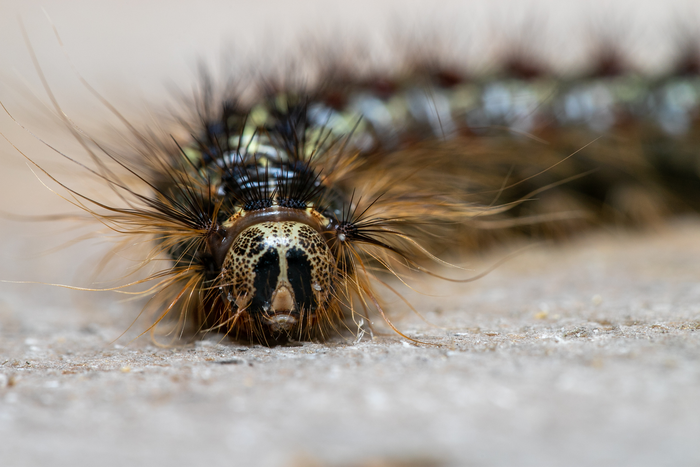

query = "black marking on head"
[
  {"left": 285, "top": 246, "right": 316, "bottom": 312},
  {"left": 250, "top": 248, "right": 280, "bottom": 315}
]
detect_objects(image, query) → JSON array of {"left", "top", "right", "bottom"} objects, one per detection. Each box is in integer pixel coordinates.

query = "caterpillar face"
[{"left": 220, "top": 221, "right": 335, "bottom": 335}]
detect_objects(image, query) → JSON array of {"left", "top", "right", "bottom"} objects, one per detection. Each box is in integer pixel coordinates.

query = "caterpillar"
[
  {"left": 3, "top": 75, "right": 522, "bottom": 345},
  {"left": 3, "top": 3, "right": 700, "bottom": 346}
]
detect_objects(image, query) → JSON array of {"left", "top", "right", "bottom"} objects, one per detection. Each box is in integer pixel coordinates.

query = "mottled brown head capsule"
[{"left": 221, "top": 221, "right": 335, "bottom": 336}]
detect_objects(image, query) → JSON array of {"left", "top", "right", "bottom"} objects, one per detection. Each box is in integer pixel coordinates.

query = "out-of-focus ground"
[{"left": 1, "top": 1, "right": 700, "bottom": 466}]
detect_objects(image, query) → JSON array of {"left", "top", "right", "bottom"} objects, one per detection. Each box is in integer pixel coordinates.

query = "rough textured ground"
[{"left": 1, "top": 191, "right": 699, "bottom": 466}]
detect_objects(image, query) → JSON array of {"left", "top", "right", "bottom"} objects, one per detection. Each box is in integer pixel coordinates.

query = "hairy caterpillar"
[
  {"left": 3, "top": 73, "right": 523, "bottom": 345},
  {"left": 2, "top": 3, "right": 700, "bottom": 346}
]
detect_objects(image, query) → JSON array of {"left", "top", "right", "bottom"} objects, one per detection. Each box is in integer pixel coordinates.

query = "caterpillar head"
[{"left": 218, "top": 219, "right": 337, "bottom": 339}]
